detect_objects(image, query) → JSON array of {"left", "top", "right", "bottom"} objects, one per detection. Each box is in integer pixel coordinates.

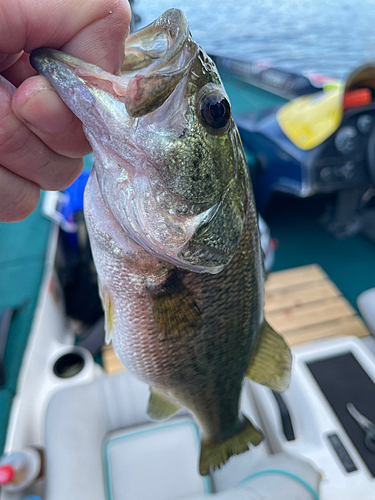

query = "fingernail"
[{"left": 16, "top": 87, "right": 72, "bottom": 134}]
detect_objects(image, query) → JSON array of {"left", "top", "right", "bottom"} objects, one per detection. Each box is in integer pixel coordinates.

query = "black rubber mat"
[{"left": 307, "top": 352, "right": 375, "bottom": 477}]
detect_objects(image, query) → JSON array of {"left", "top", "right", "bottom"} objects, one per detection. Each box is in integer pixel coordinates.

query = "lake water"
[{"left": 135, "top": 0, "right": 375, "bottom": 80}]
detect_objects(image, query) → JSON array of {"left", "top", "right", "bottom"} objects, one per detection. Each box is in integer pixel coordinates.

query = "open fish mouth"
[
  {"left": 30, "top": 10, "right": 246, "bottom": 274},
  {"left": 30, "top": 9, "right": 197, "bottom": 123}
]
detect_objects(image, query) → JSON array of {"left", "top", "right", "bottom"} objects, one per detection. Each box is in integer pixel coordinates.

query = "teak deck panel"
[
  {"left": 102, "top": 344, "right": 125, "bottom": 374},
  {"left": 102, "top": 264, "right": 370, "bottom": 374},
  {"left": 265, "top": 265, "right": 369, "bottom": 346}
]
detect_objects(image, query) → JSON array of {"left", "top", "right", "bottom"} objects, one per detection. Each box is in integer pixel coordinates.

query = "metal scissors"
[{"left": 347, "top": 403, "right": 375, "bottom": 453}]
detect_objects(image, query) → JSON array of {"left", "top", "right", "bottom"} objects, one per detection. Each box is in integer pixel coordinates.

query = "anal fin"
[
  {"left": 246, "top": 321, "right": 292, "bottom": 391},
  {"left": 147, "top": 387, "right": 182, "bottom": 420},
  {"left": 199, "top": 417, "right": 263, "bottom": 476}
]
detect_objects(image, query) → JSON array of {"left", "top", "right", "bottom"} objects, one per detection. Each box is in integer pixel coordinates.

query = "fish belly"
[{"left": 85, "top": 167, "right": 264, "bottom": 440}]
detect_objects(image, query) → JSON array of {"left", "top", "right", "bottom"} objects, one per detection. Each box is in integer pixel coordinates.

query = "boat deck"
[
  {"left": 265, "top": 264, "right": 369, "bottom": 346},
  {"left": 102, "top": 264, "right": 370, "bottom": 374}
]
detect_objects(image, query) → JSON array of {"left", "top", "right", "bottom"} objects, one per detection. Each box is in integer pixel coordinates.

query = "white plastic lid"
[{"left": 102, "top": 419, "right": 211, "bottom": 500}]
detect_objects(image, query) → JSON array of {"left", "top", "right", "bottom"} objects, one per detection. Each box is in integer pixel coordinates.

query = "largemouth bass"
[{"left": 31, "top": 9, "right": 291, "bottom": 475}]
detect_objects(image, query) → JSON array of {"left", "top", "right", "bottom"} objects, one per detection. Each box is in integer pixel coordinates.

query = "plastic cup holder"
[{"left": 53, "top": 351, "right": 85, "bottom": 378}]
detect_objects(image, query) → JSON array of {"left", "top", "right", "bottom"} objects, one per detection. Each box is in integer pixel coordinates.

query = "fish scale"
[
  {"left": 103, "top": 191, "right": 262, "bottom": 432},
  {"left": 30, "top": 8, "right": 291, "bottom": 475}
]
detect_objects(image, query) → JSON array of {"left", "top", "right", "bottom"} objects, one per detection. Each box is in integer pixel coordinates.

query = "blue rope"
[{"left": 238, "top": 468, "right": 319, "bottom": 500}]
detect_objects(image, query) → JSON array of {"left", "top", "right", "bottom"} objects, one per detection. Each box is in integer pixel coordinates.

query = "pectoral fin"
[
  {"left": 148, "top": 270, "right": 201, "bottom": 339},
  {"left": 147, "top": 387, "right": 182, "bottom": 420},
  {"left": 246, "top": 321, "right": 292, "bottom": 391}
]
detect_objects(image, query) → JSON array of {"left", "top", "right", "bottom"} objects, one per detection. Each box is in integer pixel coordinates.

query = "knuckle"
[
  {"left": 0, "top": 178, "right": 40, "bottom": 222},
  {"left": 0, "top": 119, "right": 32, "bottom": 161},
  {"left": 11, "top": 193, "right": 39, "bottom": 222},
  {"left": 13, "top": 183, "right": 39, "bottom": 218},
  {"left": 37, "top": 156, "right": 83, "bottom": 191}
]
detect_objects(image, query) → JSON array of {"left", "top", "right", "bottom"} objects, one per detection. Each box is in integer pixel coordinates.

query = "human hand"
[{"left": 0, "top": 0, "right": 131, "bottom": 222}]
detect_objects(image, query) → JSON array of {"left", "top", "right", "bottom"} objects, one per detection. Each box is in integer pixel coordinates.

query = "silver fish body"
[
  {"left": 30, "top": 9, "right": 291, "bottom": 474},
  {"left": 85, "top": 163, "right": 262, "bottom": 441}
]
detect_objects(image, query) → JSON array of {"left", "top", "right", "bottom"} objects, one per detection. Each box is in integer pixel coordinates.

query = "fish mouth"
[
  {"left": 30, "top": 9, "right": 197, "bottom": 124},
  {"left": 30, "top": 11, "right": 244, "bottom": 274},
  {"left": 30, "top": 47, "right": 128, "bottom": 143}
]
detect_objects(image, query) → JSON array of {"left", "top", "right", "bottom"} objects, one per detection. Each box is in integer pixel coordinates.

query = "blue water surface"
[{"left": 136, "top": 0, "right": 375, "bottom": 79}]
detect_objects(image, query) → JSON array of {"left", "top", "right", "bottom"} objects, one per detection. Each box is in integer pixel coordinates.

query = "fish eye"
[{"left": 200, "top": 94, "right": 231, "bottom": 130}]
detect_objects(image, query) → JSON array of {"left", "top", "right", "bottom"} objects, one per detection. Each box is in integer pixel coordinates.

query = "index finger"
[{"left": 0, "top": 0, "right": 131, "bottom": 76}]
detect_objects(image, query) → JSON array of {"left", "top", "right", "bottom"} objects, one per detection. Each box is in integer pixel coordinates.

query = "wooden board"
[
  {"left": 102, "top": 344, "right": 125, "bottom": 374},
  {"left": 265, "top": 264, "right": 369, "bottom": 346},
  {"left": 102, "top": 264, "right": 370, "bottom": 373}
]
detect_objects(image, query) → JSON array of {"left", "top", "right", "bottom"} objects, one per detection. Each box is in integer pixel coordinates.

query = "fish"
[{"left": 30, "top": 9, "right": 292, "bottom": 475}]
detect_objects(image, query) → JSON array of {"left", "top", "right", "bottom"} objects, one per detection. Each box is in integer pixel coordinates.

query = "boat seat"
[
  {"left": 44, "top": 371, "right": 320, "bottom": 500},
  {"left": 44, "top": 372, "right": 204, "bottom": 500}
]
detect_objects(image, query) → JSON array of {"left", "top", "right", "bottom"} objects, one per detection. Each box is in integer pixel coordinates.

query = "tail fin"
[{"left": 199, "top": 417, "right": 263, "bottom": 476}]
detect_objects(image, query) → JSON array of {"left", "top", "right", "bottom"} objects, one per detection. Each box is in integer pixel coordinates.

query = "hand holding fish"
[{"left": 0, "top": 0, "right": 130, "bottom": 222}]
